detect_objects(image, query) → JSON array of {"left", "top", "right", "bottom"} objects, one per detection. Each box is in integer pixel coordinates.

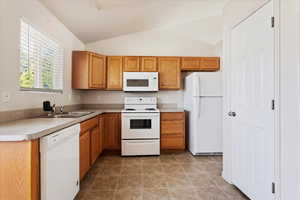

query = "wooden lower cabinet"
[
  {"left": 90, "top": 125, "right": 101, "bottom": 165},
  {"left": 160, "top": 112, "right": 185, "bottom": 150},
  {"left": 104, "top": 113, "right": 121, "bottom": 150},
  {"left": 0, "top": 140, "right": 40, "bottom": 200},
  {"left": 80, "top": 130, "right": 91, "bottom": 180},
  {"left": 80, "top": 116, "right": 101, "bottom": 180},
  {"left": 99, "top": 115, "right": 105, "bottom": 155}
]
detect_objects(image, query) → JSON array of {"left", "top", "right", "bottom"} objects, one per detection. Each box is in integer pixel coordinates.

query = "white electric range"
[{"left": 121, "top": 97, "right": 160, "bottom": 156}]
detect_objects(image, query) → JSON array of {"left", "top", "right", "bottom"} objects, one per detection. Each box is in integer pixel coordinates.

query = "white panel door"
[{"left": 230, "top": 1, "right": 275, "bottom": 200}]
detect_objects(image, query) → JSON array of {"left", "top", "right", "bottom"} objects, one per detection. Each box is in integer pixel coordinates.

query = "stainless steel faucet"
[
  {"left": 60, "top": 106, "right": 64, "bottom": 114},
  {"left": 52, "top": 104, "right": 56, "bottom": 114}
]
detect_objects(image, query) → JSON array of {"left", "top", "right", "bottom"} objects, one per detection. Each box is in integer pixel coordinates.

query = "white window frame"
[{"left": 19, "top": 18, "right": 64, "bottom": 93}]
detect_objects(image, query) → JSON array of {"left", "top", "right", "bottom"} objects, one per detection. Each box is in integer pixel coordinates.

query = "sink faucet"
[
  {"left": 60, "top": 106, "right": 64, "bottom": 114},
  {"left": 51, "top": 104, "right": 56, "bottom": 114}
]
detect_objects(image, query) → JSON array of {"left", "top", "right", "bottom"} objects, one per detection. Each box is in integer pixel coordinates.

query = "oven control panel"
[{"left": 124, "top": 97, "right": 157, "bottom": 105}]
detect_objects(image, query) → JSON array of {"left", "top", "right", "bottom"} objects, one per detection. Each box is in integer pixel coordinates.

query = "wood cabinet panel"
[
  {"left": 99, "top": 115, "right": 105, "bottom": 154},
  {"left": 160, "top": 112, "right": 185, "bottom": 150},
  {"left": 181, "top": 57, "right": 201, "bottom": 71},
  {"left": 90, "top": 125, "right": 100, "bottom": 165},
  {"left": 140, "top": 57, "right": 157, "bottom": 72},
  {"left": 80, "top": 131, "right": 90, "bottom": 180},
  {"left": 161, "top": 136, "right": 185, "bottom": 150},
  {"left": 89, "top": 53, "right": 106, "bottom": 88},
  {"left": 104, "top": 113, "right": 121, "bottom": 150},
  {"left": 181, "top": 57, "right": 220, "bottom": 71},
  {"left": 107, "top": 56, "right": 123, "bottom": 90},
  {"left": 0, "top": 140, "right": 40, "bottom": 200},
  {"left": 200, "top": 57, "right": 220, "bottom": 71},
  {"left": 80, "top": 117, "right": 98, "bottom": 134},
  {"left": 72, "top": 51, "right": 106, "bottom": 89},
  {"left": 161, "top": 112, "right": 184, "bottom": 121},
  {"left": 161, "top": 121, "right": 184, "bottom": 136},
  {"left": 158, "top": 57, "right": 181, "bottom": 90},
  {"left": 123, "top": 56, "right": 140, "bottom": 72}
]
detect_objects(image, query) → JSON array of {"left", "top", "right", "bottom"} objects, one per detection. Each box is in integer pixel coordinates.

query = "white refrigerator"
[{"left": 183, "top": 72, "right": 222, "bottom": 155}]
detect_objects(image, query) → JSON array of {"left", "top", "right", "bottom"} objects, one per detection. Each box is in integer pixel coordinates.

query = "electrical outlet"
[{"left": 2, "top": 92, "right": 10, "bottom": 103}]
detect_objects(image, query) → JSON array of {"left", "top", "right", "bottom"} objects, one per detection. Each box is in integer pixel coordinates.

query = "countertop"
[{"left": 0, "top": 108, "right": 184, "bottom": 142}]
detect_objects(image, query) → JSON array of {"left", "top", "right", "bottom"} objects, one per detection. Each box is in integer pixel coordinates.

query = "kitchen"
[{"left": 0, "top": 0, "right": 299, "bottom": 200}]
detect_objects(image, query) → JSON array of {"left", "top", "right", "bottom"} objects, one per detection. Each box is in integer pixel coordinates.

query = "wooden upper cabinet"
[
  {"left": 72, "top": 51, "right": 106, "bottom": 89},
  {"left": 89, "top": 53, "right": 106, "bottom": 88},
  {"left": 158, "top": 57, "right": 181, "bottom": 90},
  {"left": 181, "top": 57, "right": 201, "bottom": 71},
  {"left": 107, "top": 56, "right": 123, "bottom": 90},
  {"left": 200, "top": 57, "right": 220, "bottom": 71},
  {"left": 123, "top": 56, "right": 140, "bottom": 72},
  {"left": 140, "top": 57, "right": 157, "bottom": 72},
  {"left": 181, "top": 57, "right": 220, "bottom": 71}
]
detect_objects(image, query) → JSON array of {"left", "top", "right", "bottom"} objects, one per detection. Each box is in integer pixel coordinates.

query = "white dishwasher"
[{"left": 40, "top": 124, "right": 80, "bottom": 200}]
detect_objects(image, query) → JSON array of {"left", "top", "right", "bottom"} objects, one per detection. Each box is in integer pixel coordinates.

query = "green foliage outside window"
[{"left": 20, "top": 69, "right": 34, "bottom": 88}]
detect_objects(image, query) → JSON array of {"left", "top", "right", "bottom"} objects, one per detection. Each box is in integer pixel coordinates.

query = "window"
[{"left": 19, "top": 19, "right": 63, "bottom": 93}]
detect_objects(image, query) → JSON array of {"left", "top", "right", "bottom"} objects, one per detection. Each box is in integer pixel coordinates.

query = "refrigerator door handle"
[
  {"left": 193, "top": 75, "right": 201, "bottom": 96},
  {"left": 197, "top": 98, "right": 201, "bottom": 118}
]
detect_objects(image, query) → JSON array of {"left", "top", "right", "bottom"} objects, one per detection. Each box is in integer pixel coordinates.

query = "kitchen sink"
[{"left": 42, "top": 111, "right": 94, "bottom": 118}]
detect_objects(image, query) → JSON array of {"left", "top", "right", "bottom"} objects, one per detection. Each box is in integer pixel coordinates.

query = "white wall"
[
  {"left": 84, "top": 17, "right": 223, "bottom": 107},
  {"left": 279, "top": 0, "right": 300, "bottom": 199},
  {"left": 0, "top": 0, "right": 85, "bottom": 112},
  {"left": 82, "top": 90, "right": 184, "bottom": 108}
]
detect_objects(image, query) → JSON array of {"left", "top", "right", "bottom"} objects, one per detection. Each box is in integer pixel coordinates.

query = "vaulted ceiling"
[{"left": 39, "top": 0, "right": 228, "bottom": 43}]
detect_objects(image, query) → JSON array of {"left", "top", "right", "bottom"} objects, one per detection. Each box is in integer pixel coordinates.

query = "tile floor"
[{"left": 75, "top": 151, "right": 249, "bottom": 200}]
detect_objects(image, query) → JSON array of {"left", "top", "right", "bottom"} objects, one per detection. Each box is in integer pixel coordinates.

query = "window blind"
[{"left": 19, "top": 19, "right": 63, "bottom": 93}]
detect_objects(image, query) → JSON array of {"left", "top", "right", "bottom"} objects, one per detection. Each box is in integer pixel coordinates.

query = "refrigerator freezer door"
[
  {"left": 184, "top": 72, "right": 222, "bottom": 97},
  {"left": 198, "top": 72, "right": 222, "bottom": 97}
]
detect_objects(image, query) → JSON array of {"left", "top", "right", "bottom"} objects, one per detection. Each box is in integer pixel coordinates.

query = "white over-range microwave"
[{"left": 123, "top": 72, "right": 158, "bottom": 92}]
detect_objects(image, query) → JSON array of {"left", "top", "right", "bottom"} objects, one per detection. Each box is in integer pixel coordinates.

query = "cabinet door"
[
  {"left": 123, "top": 56, "right": 140, "bottom": 72},
  {"left": 107, "top": 56, "right": 123, "bottom": 90},
  {"left": 80, "top": 131, "right": 90, "bottom": 180},
  {"left": 89, "top": 53, "right": 106, "bottom": 88},
  {"left": 104, "top": 113, "right": 121, "bottom": 150},
  {"left": 99, "top": 115, "right": 105, "bottom": 154},
  {"left": 90, "top": 125, "right": 100, "bottom": 165},
  {"left": 158, "top": 57, "right": 181, "bottom": 90},
  {"left": 140, "top": 57, "right": 157, "bottom": 72},
  {"left": 200, "top": 57, "right": 220, "bottom": 71},
  {"left": 181, "top": 57, "right": 201, "bottom": 71}
]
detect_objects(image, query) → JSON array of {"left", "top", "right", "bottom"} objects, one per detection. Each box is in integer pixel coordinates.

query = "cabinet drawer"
[
  {"left": 80, "top": 117, "right": 98, "bottom": 134},
  {"left": 161, "top": 112, "right": 184, "bottom": 121},
  {"left": 161, "top": 136, "right": 185, "bottom": 150},
  {"left": 161, "top": 121, "right": 184, "bottom": 136}
]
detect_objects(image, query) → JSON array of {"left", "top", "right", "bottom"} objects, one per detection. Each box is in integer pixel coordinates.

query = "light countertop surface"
[{"left": 0, "top": 108, "right": 184, "bottom": 142}]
